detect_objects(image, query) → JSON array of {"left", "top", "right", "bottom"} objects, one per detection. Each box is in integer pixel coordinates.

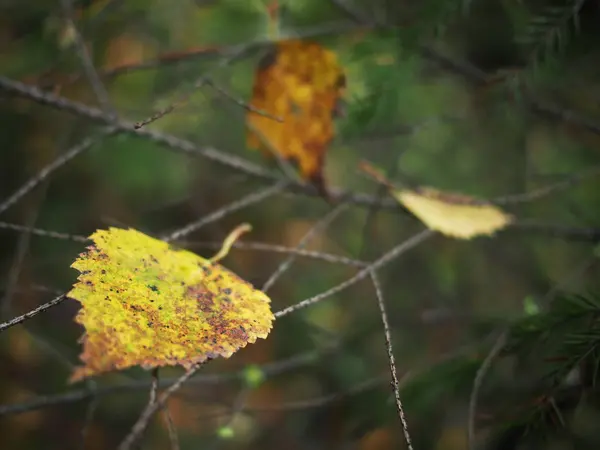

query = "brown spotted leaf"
[{"left": 67, "top": 227, "right": 273, "bottom": 383}]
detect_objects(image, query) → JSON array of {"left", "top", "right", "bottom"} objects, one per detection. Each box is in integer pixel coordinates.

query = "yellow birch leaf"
[
  {"left": 67, "top": 227, "right": 273, "bottom": 383},
  {"left": 359, "top": 160, "right": 512, "bottom": 239},
  {"left": 247, "top": 39, "right": 346, "bottom": 196},
  {"left": 394, "top": 187, "right": 513, "bottom": 239}
]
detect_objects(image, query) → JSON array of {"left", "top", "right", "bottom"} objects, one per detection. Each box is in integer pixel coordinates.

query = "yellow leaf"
[
  {"left": 67, "top": 227, "right": 273, "bottom": 382},
  {"left": 246, "top": 39, "right": 346, "bottom": 196},
  {"left": 394, "top": 188, "right": 513, "bottom": 239},
  {"left": 359, "top": 160, "right": 512, "bottom": 239}
]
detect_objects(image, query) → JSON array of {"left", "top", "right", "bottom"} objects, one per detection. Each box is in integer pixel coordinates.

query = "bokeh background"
[{"left": 1, "top": 1, "right": 600, "bottom": 449}]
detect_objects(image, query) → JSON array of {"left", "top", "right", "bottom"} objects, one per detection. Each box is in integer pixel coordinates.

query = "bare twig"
[
  {"left": 418, "top": 45, "right": 600, "bottom": 136},
  {"left": 117, "top": 363, "right": 203, "bottom": 450},
  {"left": 197, "top": 341, "right": 481, "bottom": 420},
  {"left": 162, "top": 181, "right": 288, "bottom": 242},
  {"left": 130, "top": 367, "right": 160, "bottom": 447},
  {"left": 52, "top": 21, "right": 364, "bottom": 87},
  {"left": 0, "top": 222, "right": 88, "bottom": 242},
  {"left": 2, "top": 76, "right": 600, "bottom": 242},
  {"left": 79, "top": 394, "right": 99, "bottom": 450},
  {"left": 148, "top": 368, "right": 160, "bottom": 415},
  {"left": 181, "top": 240, "right": 366, "bottom": 268},
  {"left": 0, "top": 347, "right": 322, "bottom": 417},
  {"left": 327, "top": 0, "right": 375, "bottom": 24},
  {"left": 21, "top": 322, "right": 78, "bottom": 371},
  {"left": 327, "top": 0, "right": 600, "bottom": 140},
  {"left": 506, "top": 220, "right": 600, "bottom": 242},
  {"left": 274, "top": 229, "right": 435, "bottom": 318},
  {"left": 0, "top": 190, "right": 46, "bottom": 318},
  {"left": 262, "top": 203, "right": 349, "bottom": 292},
  {"left": 144, "top": 365, "right": 180, "bottom": 449},
  {"left": 59, "top": 0, "right": 116, "bottom": 117},
  {"left": 247, "top": 375, "right": 387, "bottom": 413},
  {"left": 370, "top": 271, "right": 413, "bottom": 450},
  {"left": 0, "top": 76, "right": 273, "bottom": 181},
  {"left": 204, "top": 78, "right": 282, "bottom": 122},
  {"left": 354, "top": 137, "right": 405, "bottom": 278},
  {"left": 245, "top": 119, "right": 303, "bottom": 183},
  {"left": 0, "top": 223, "right": 366, "bottom": 267},
  {"left": 162, "top": 406, "right": 180, "bottom": 450},
  {"left": 133, "top": 42, "right": 254, "bottom": 130},
  {"left": 206, "top": 388, "right": 251, "bottom": 450},
  {"left": 0, "top": 361, "right": 264, "bottom": 419},
  {"left": 491, "top": 165, "right": 600, "bottom": 205},
  {"left": 0, "top": 128, "right": 116, "bottom": 217},
  {"left": 0, "top": 294, "right": 67, "bottom": 334},
  {"left": 467, "top": 330, "right": 508, "bottom": 450}
]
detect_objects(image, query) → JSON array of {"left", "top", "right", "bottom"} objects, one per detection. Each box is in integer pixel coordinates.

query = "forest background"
[{"left": 1, "top": 0, "right": 600, "bottom": 449}]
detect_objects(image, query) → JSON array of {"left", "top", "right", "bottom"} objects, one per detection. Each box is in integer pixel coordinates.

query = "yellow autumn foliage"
[
  {"left": 67, "top": 227, "right": 273, "bottom": 382},
  {"left": 394, "top": 188, "right": 513, "bottom": 239},
  {"left": 359, "top": 160, "right": 513, "bottom": 239}
]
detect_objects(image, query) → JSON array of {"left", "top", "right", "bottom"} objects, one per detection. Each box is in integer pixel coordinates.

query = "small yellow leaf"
[
  {"left": 358, "top": 160, "right": 512, "bottom": 239},
  {"left": 67, "top": 227, "right": 273, "bottom": 382},
  {"left": 394, "top": 188, "right": 513, "bottom": 239}
]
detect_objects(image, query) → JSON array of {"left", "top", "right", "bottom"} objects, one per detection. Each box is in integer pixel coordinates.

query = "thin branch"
[
  {"left": 0, "top": 349, "right": 318, "bottom": 416},
  {"left": 51, "top": 21, "right": 364, "bottom": 88},
  {"left": 181, "top": 240, "right": 366, "bottom": 267},
  {"left": 162, "top": 181, "right": 288, "bottom": 242},
  {"left": 0, "top": 294, "right": 67, "bottom": 334},
  {"left": 79, "top": 394, "right": 99, "bottom": 450},
  {"left": 194, "top": 378, "right": 385, "bottom": 421},
  {"left": 53, "top": 46, "right": 223, "bottom": 87},
  {"left": 248, "top": 375, "right": 387, "bottom": 413},
  {"left": 204, "top": 78, "right": 282, "bottom": 122},
  {"left": 261, "top": 203, "right": 349, "bottom": 292},
  {"left": 355, "top": 135, "right": 405, "bottom": 271},
  {"left": 331, "top": 0, "right": 600, "bottom": 137},
  {"left": 197, "top": 342, "right": 481, "bottom": 419},
  {"left": 212, "top": 74, "right": 301, "bottom": 183},
  {"left": 20, "top": 320, "right": 78, "bottom": 371},
  {"left": 0, "top": 223, "right": 366, "bottom": 267},
  {"left": 329, "top": 0, "right": 600, "bottom": 135},
  {"left": 0, "top": 128, "right": 116, "bottom": 217},
  {"left": 117, "top": 363, "right": 203, "bottom": 450},
  {"left": 1, "top": 76, "right": 599, "bottom": 241},
  {"left": 467, "top": 330, "right": 508, "bottom": 450},
  {"left": 59, "top": 0, "right": 116, "bottom": 118},
  {"left": 491, "top": 165, "right": 600, "bottom": 205},
  {"left": 206, "top": 388, "right": 251, "bottom": 450},
  {"left": 505, "top": 220, "right": 600, "bottom": 242},
  {"left": 162, "top": 406, "right": 180, "bottom": 450},
  {"left": 274, "top": 229, "right": 435, "bottom": 318},
  {"left": 418, "top": 45, "right": 600, "bottom": 136},
  {"left": 245, "top": 117, "right": 303, "bottom": 183},
  {"left": 0, "top": 222, "right": 88, "bottom": 242},
  {"left": 133, "top": 41, "right": 255, "bottom": 130},
  {"left": 327, "top": 0, "right": 375, "bottom": 24},
  {"left": 0, "top": 189, "right": 46, "bottom": 318},
  {"left": 148, "top": 368, "right": 160, "bottom": 415},
  {"left": 370, "top": 271, "right": 413, "bottom": 450},
  {"left": 132, "top": 367, "right": 160, "bottom": 447},
  {"left": 0, "top": 75, "right": 273, "bottom": 181}
]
